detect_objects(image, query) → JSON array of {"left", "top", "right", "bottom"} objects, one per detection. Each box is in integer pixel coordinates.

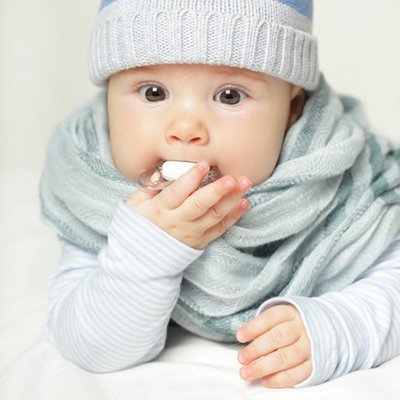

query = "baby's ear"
[{"left": 287, "top": 87, "right": 305, "bottom": 129}]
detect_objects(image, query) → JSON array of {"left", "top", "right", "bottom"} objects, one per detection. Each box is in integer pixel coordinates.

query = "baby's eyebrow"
[{"left": 133, "top": 65, "right": 158, "bottom": 73}]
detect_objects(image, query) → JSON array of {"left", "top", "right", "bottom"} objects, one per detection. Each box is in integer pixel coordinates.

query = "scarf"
[{"left": 40, "top": 76, "right": 400, "bottom": 341}]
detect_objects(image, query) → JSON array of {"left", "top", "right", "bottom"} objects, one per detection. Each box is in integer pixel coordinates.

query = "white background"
[{"left": 0, "top": 0, "right": 400, "bottom": 376}]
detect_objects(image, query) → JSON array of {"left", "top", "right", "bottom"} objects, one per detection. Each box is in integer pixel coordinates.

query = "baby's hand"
[
  {"left": 126, "top": 161, "right": 252, "bottom": 249},
  {"left": 236, "top": 304, "right": 312, "bottom": 388}
]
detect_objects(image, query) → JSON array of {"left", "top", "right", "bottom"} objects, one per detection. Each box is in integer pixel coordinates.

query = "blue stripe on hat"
[
  {"left": 275, "top": 0, "right": 313, "bottom": 20},
  {"left": 100, "top": 0, "right": 117, "bottom": 9},
  {"left": 99, "top": 1, "right": 312, "bottom": 19}
]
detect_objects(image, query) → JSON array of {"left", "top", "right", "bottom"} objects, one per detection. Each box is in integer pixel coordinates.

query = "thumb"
[{"left": 126, "top": 187, "right": 160, "bottom": 207}]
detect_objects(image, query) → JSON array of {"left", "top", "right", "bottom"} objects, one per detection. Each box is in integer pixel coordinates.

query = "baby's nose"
[
  {"left": 166, "top": 116, "right": 209, "bottom": 145},
  {"left": 167, "top": 132, "right": 208, "bottom": 144}
]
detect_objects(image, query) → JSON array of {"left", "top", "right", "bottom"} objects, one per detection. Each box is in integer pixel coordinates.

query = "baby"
[{"left": 40, "top": 0, "right": 400, "bottom": 389}]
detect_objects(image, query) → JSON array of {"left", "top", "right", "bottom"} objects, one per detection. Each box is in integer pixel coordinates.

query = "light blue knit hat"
[{"left": 89, "top": 0, "right": 319, "bottom": 90}]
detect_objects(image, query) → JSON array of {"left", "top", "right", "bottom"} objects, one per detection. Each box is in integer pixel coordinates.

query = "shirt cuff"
[
  {"left": 106, "top": 201, "right": 203, "bottom": 276},
  {"left": 256, "top": 296, "right": 338, "bottom": 387}
]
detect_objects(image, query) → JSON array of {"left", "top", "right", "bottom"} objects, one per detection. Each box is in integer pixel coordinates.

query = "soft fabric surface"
[
  {"left": 1, "top": 326, "right": 400, "bottom": 400},
  {"left": 40, "top": 76, "right": 400, "bottom": 341}
]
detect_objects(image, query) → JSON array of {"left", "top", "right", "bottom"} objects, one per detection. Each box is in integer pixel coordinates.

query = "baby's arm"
[
  {"left": 237, "top": 231, "right": 400, "bottom": 387},
  {"left": 47, "top": 162, "right": 251, "bottom": 373},
  {"left": 47, "top": 203, "right": 201, "bottom": 373}
]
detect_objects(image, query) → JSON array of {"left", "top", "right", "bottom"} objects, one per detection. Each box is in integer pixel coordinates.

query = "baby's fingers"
[
  {"left": 261, "top": 360, "right": 312, "bottom": 388},
  {"left": 202, "top": 198, "right": 249, "bottom": 243},
  {"left": 239, "top": 339, "right": 311, "bottom": 385},
  {"left": 126, "top": 187, "right": 159, "bottom": 208},
  {"left": 236, "top": 305, "right": 298, "bottom": 343},
  {"left": 238, "top": 321, "right": 299, "bottom": 366},
  {"left": 156, "top": 161, "right": 210, "bottom": 209},
  {"left": 183, "top": 176, "right": 251, "bottom": 221}
]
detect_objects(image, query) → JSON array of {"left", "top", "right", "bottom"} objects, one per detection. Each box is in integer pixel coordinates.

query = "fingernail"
[
  {"left": 236, "top": 329, "right": 247, "bottom": 342},
  {"left": 239, "top": 178, "right": 252, "bottom": 191},
  {"left": 224, "top": 178, "right": 235, "bottom": 189},
  {"left": 239, "top": 199, "right": 249, "bottom": 210},
  {"left": 240, "top": 367, "right": 252, "bottom": 380},
  {"left": 238, "top": 351, "right": 248, "bottom": 364},
  {"left": 197, "top": 160, "right": 209, "bottom": 172}
]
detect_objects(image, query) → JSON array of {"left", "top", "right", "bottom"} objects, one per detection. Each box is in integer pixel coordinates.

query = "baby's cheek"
[{"left": 247, "top": 163, "right": 277, "bottom": 186}]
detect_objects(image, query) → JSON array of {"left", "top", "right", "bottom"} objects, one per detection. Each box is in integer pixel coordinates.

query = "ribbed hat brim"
[{"left": 89, "top": 1, "right": 319, "bottom": 89}]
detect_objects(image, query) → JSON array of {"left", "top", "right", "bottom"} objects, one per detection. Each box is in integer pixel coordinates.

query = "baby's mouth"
[{"left": 138, "top": 160, "right": 219, "bottom": 190}]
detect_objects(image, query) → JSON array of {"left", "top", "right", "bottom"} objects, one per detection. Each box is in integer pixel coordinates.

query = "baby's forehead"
[{"left": 132, "top": 63, "right": 269, "bottom": 82}]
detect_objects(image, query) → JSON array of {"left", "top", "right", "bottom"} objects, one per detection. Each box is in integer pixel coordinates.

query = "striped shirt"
[{"left": 46, "top": 202, "right": 400, "bottom": 385}]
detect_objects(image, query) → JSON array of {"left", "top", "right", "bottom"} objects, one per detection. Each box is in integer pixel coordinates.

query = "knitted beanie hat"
[{"left": 89, "top": 0, "right": 319, "bottom": 90}]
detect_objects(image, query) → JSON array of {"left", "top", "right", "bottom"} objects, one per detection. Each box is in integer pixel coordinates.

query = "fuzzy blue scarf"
[{"left": 40, "top": 76, "right": 400, "bottom": 341}]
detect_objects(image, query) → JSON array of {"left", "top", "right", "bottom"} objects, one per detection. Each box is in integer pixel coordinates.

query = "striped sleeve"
[
  {"left": 46, "top": 202, "right": 203, "bottom": 373},
  {"left": 257, "top": 231, "right": 400, "bottom": 387}
]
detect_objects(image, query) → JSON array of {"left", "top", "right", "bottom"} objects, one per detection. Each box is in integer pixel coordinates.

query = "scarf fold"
[{"left": 40, "top": 76, "right": 400, "bottom": 341}]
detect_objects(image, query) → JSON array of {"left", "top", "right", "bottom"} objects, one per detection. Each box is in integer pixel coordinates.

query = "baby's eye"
[
  {"left": 138, "top": 84, "right": 168, "bottom": 102},
  {"left": 214, "top": 87, "right": 247, "bottom": 105}
]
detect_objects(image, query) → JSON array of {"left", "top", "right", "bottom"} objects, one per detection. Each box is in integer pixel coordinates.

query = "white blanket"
[
  {"left": 2, "top": 325, "right": 400, "bottom": 400},
  {"left": 1, "top": 169, "right": 400, "bottom": 399}
]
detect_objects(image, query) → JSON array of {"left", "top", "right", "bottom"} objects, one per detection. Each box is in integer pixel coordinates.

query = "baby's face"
[{"left": 107, "top": 64, "right": 301, "bottom": 185}]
